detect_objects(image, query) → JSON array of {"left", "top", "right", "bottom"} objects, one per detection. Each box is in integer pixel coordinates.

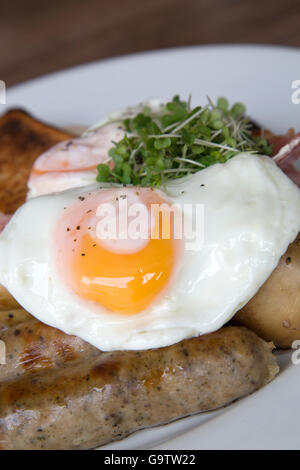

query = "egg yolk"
[{"left": 55, "top": 187, "right": 182, "bottom": 315}]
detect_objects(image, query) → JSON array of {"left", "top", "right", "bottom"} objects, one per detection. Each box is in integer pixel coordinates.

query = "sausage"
[
  {"left": 0, "top": 317, "right": 99, "bottom": 382},
  {"left": 0, "top": 308, "right": 32, "bottom": 333},
  {"left": 0, "top": 284, "right": 20, "bottom": 310},
  {"left": 0, "top": 326, "right": 278, "bottom": 450},
  {"left": 233, "top": 233, "right": 300, "bottom": 348}
]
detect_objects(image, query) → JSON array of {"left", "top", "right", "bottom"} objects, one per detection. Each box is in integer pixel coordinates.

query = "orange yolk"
[
  {"left": 55, "top": 188, "right": 182, "bottom": 316},
  {"left": 73, "top": 233, "right": 176, "bottom": 314}
]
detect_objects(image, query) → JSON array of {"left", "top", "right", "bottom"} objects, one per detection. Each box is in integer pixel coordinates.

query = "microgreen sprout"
[{"left": 96, "top": 95, "right": 272, "bottom": 187}]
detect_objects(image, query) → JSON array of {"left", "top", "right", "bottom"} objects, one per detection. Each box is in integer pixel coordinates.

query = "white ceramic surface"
[{"left": 3, "top": 45, "right": 300, "bottom": 450}]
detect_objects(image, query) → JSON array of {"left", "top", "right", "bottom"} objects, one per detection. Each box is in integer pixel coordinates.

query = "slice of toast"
[
  {"left": 0, "top": 109, "right": 73, "bottom": 214},
  {"left": 0, "top": 109, "right": 73, "bottom": 309}
]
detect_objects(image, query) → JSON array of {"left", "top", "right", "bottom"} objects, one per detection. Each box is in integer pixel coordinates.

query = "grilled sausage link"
[
  {"left": 0, "top": 308, "right": 32, "bottom": 332},
  {"left": 0, "top": 318, "right": 99, "bottom": 382},
  {"left": 0, "top": 284, "right": 20, "bottom": 310},
  {"left": 0, "top": 326, "right": 278, "bottom": 450}
]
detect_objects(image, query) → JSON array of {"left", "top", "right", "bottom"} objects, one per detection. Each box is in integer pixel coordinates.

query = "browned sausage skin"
[
  {"left": 0, "top": 326, "right": 278, "bottom": 450},
  {"left": 0, "top": 318, "right": 99, "bottom": 382},
  {"left": 0, "top": 284, "right": 20, "bottom": 310},
  {"left": 0, "top": 308, "right": 32, "bottom": 332}
]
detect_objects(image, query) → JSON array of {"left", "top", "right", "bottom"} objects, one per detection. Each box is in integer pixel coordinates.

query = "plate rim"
[{"left": 7, "top": 43, "right": 300, "bottom": 94}]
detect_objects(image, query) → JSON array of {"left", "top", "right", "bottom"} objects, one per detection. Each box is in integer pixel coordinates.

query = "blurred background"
[{"left": 2, "top": 0, "right": 300, "bottom": 87}]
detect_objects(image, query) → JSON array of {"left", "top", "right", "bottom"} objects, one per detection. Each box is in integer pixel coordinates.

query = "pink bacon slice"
[
  {"left": 0, "top": 213, "right": 12, "bottom": 232},
  {"left": 272, "top": 133, "right": 300, "bottom": 187},
  {"left": 258, "top": 129, "right": 300, "bottom": 187},
  {"left": 272, "top": 133, "right": 300, "bottom": 164},
  {"left": 280, "top": 161, "right": 300, "bottom": 186}
]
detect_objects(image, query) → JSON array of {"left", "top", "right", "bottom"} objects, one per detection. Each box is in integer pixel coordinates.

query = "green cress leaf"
[
  {"left": 154, "top": 137, "right": 172, "bottom": 150},
  {"left": 96, "top": 95, "right": 273, "bottom": 187},
  {"left": 96, "top": 163, "right": 110, "bottom": 182}
]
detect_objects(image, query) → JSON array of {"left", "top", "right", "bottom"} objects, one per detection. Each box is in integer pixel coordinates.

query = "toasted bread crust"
[{"left": 0, "top": 109, "right": 72, "bottom": 214}]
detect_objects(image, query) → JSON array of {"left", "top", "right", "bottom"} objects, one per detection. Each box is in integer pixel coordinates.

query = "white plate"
[{"left": 3, "top": 45, "right": 300, "bottom": 450}]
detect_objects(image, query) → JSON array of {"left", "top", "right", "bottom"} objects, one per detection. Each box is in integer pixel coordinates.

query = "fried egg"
[
  {"left": 27, "top": 123, "right": 125, "bottom": 198},
  {"left": 27, "top": 99, "right": 165, "bottom": 198},
  {"left": 1, "top": 153, "right": 300, "bottom": 351}
]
